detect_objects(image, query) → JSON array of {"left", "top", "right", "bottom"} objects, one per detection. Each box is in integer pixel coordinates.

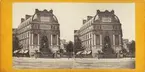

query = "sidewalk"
[{"left": 13, "top": 57, "right": 135, "bottom": 69}]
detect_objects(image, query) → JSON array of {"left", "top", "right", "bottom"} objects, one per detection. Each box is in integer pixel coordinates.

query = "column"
[
  {"left": 32, "top": 33, "right": 33, "bottom": 49},
  {"left": 100, "top": 34, "right": 102, "bottom": 45},
  {"left": 113, "top": 35, "right": 115, "bottom": 45},
  {"left": 91, "top": 33, "right": 94, "bottom": 46},
  {"left": 94, "top": 34, "right": 96, "bottom": 46},
  {"left": 119, "top": 35, "right": 121, "bottom": 45},
  {"left": 32, "top": 33, "right": 33, "bottom": 45},
  {"left": 28, "top": 32, "right": 31, "bottom": 54},
  {"left": 57, "top": 35, "right": 58, "bottom": 45},
  {"left": 51, "top": 34, "right": 52, "bottom": 45},
  {"left": 29, "top": 32, "right": 31, "bottom": 45},
  {"left": 88, "top": 40, "right": 89, "bottom": 49},
  {"left": 38, "top": 34, "right": 39, "bottom": 45},
  {"left": 93, "top": 34, "right": 94, "bottom": 46},
  {"left": 89, "top": 40, "right": 91, "bottom": 50}
]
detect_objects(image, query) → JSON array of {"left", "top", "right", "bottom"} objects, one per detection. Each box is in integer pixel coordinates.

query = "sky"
[{"left": 13, "top": 3, "right": 135, "bottom": 42}]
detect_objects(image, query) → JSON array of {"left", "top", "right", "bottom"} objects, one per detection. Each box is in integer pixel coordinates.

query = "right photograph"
[
  {"left": 74, "top": 7, "right": 135, "bottom": 68},
  {"left": 74, "top": 9, "right": 135, "bottom": 68},
  {"left": 73, "top": 3, "right": 135, "bottom": 69}
]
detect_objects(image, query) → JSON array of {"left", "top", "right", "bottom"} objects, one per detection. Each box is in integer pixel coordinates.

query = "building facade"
[
  {"left": 74, "top": 10, "right": 123, "bottom": 58},
  {"left": 17, "top": 9, "right": 60, "bottom": 57},
  {"left": 12, "top": 28, "right": 18, "bottom": 51}
]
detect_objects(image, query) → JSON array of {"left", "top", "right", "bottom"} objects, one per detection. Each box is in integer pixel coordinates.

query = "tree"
[
  {"left": 59, "top": 48, "right": 64, "bottom": 53},
  {"left": 13, "top": 35, "right": 22, "bottom": 51},
  {"left": 128, "top": 40, "right": 135, "bottom": 57},
  {"left": 13, "top": 35, "right": 23, "bottom": 57},
  {"left": 122, "top": 47, "right": 128, "bottom": 53},
  {"left": 66, "top": 41, "right": 74, "bottom": 58},
  {"left": 74, "top": 38, "right": 84, "bottom": 53}
]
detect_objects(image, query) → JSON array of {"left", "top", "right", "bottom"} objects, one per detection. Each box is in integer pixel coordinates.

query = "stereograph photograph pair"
[
  {"left": 12, "top": 3, "right": 135, "bottom": 69},
  {"left": 1, "top": 0, "right": 145, "bottom": 72}
]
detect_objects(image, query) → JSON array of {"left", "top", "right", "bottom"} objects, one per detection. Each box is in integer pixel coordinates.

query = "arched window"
[
  {"left": 96, "top": 35, "right": 100, "bottom": 45},
  {"left": 33, "top": 34, "right": 38, "bottom": 45},
  {"left": 115, "top": 35, "right": 119, "bottom": 45},
  {"left": 52, "top": 35, "right": 57, "bottom": 45}
]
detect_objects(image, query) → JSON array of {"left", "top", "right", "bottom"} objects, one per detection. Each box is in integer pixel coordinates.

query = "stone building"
[
  {"left": 17, "top": 9, "right": 60, "bottom": 57},
  {"left": 74, "top": 10, "right": 123, "bottom": 58}
]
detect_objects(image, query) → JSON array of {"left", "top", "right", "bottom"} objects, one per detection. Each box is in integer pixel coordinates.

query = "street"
[{"left": 13, "top": 57, "right": 135, "bottom": 69}]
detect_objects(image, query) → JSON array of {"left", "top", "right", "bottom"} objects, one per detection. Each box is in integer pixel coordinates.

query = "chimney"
[
  {"left": 25, "top": 15, "right": 31, "bottom": 20},
  {"left": 87, "top": 16, "right": 93, "bottom": 21},
  {"left": 83, "top": 20, "right": 87, "bottom": 24},
  {"left": 74, "top": 30, "right": 78, "bottom": 33},
  {"left": 21, "top": 18, "right": 25, "bottom": 23},
  {"left": 35, "top": 9, "right": 39, "bottom": 13}
]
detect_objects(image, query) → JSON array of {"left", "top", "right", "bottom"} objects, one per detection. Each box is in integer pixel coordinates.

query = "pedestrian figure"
[{"left": 34, "top": 50, "right": 39, "bottom": 59}]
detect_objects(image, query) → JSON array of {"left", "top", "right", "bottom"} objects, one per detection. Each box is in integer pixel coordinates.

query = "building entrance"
[{"left": 102, "top": 36, "right": 115, "bottom": 58}]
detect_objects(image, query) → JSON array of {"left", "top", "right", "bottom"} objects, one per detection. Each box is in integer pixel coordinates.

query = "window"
[
  {"left": 27, "top": 32, "right": 29, "bottom": 37},
  {"left": 96, "top": 35, "right": 100, "bottom": 45},
  {"left": 40, "top": 17, "right": 51, "bottom": 22},
  {"left": 102, "top": 17, "right": 112, "bottom": 22},
  {"left": 115, "top": 35, "right": 119, "bottom": 45},
  {"left": 52, "top": 35, "right": 57, "bottom": 45},
  {"left": 33, "top": 34, "right": 38, "bottom": 45},
  {"left": 54, "top": 26, "right": 57, "bottom": 30},
  {"left": 96, "top": 25, "right": 100, "bottom": 29}
]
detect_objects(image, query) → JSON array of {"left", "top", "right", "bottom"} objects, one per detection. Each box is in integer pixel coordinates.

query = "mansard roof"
[
  {"left": 18, "top": 9, "right": 59, "bottom": 29},
  {"left": 83, "top": 10, "right": 120, "bottom": 25},
  {"left": 93, "top": 10, "right": 120, "bottom": 23},
  {"left": 79, "top": 10, "right": 121, "bottom": 32},
  {"left": 33, "top": 9, "right": 58, "bottom": 23}
]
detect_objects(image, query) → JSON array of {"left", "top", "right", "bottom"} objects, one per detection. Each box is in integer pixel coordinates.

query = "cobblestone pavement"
[{"left": 13, "top": 57, "right": 135, "bottom": 69}]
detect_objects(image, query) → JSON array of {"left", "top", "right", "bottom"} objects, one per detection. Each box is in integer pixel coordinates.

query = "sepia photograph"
[{"left": 12, "top": 3, "right": 135, "bottom": 69}]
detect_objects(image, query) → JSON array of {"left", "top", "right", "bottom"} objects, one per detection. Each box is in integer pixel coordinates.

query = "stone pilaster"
[
  {"left": 57, "top": 35, "right": 58, "bottom": 45},
  {"left": 100, "top": 34, "right": 102, "bottom": 45},
  {"left": 119, "top": 35, "right": 121, "bottom": 45},
  {"left": 51, "top": 34, "right": 52, "bottom": 45},
  {"left": 38, "top": 34, "right": 39, "bottom": 45},
  {"left": 113, "top": 35, "right": 115, "bottom": 45},
  {"left": 29, "top": 32, "right": 31, "bottom": 45},
  {"left": 32, "top": 33, "right": 33, "bottom": 45},
  {"left": 94, "top": 34, "right": 96, "bottom": 46}
]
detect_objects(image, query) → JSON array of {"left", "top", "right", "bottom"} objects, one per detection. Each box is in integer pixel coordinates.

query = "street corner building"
[
  {"left": 74, "top": 10, "right": 123, "bottom": 58},
  {"left": 16, "top": 9, "right": 60, "bottom": 57}
]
